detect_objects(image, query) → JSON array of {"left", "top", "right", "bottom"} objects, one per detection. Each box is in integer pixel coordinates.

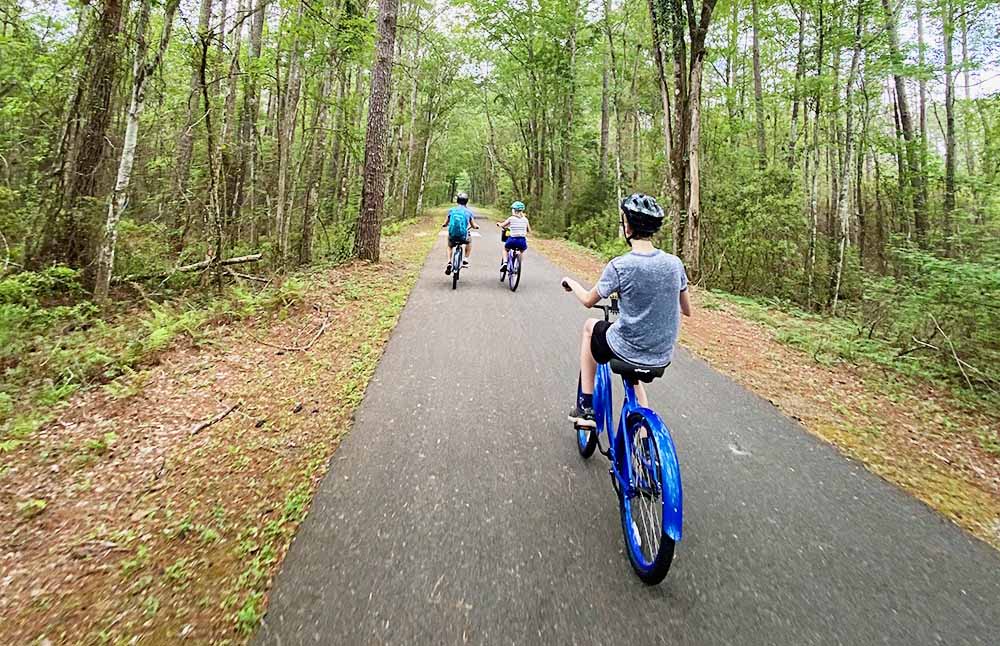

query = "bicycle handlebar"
[{"left": 562, "top": 280, "right": 618, "bottom": 321}]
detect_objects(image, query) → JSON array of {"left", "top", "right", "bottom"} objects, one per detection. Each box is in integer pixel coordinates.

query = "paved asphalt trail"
[{"left": 256, "top": 227, "right": 1000, "bottom": 645}]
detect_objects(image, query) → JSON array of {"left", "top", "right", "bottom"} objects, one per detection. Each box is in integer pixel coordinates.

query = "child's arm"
[
  {"left": 525, "top": 219, "right": 532, "bottom": 233},
  {"left": 680, "top": 289, "right": 692, "bottom": 317},
  {"left": 561, "top": 277, "right": 601, "bottom": 308},
  {"left": 497, "top": 217, "right": 511, "bottom": 228}
]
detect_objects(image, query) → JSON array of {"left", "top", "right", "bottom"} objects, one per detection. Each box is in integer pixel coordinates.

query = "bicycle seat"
[{"left": 608, "top": 358, "right": 668, "bottom": 384}]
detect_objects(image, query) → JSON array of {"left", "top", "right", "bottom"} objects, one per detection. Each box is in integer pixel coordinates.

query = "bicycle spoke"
[{"left": 629, "top": 424, "right": 662, "bottom": 564}]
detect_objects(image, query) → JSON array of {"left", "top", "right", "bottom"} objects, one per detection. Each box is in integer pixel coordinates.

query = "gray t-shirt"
[{"left": 596, "top": 249, "right": 688, "bottom": 367}]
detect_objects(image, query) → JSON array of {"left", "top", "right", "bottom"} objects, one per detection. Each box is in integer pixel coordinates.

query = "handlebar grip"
[{"left": 561, "top": 280, "right": 572, "bottom": 292}]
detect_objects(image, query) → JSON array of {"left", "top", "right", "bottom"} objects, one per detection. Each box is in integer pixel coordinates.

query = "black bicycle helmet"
[
  {"left": 456, "top": 191, "right": 469, "bottom": 205},
  {"left": 620, "top": 193, "right": 664, "bottom": 236}
]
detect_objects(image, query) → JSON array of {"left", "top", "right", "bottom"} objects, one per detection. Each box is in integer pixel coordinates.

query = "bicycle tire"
[
  {"left": 576, "top": 426, "right": 598, "bottom": 458},
  {"left": 619, "top": 411, "right": 679, "bottom": 584},
  {"left": 452, "top": 246, "right": 462, "bottom": 290},
  {"left": 509, "top": 253, "right": 521, "bottom": 292}
]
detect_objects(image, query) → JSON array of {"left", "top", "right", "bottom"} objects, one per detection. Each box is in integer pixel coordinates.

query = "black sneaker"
[
  {"left": 445, "top": 263, "right": 452, "bottom": 275},
  {"left": 462, "top": 259, "right": 470, "bottom": 268},
  {"left": 500, "top": 262, "right": 507, "bottom": 279},
  {"left": 568, "top": 406, "right": 596, "bottom": 429}
]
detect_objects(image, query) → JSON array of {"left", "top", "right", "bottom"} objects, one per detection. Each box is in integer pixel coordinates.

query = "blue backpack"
[{"left": 447, "top": 207, "right": 470, "bottom": 239}]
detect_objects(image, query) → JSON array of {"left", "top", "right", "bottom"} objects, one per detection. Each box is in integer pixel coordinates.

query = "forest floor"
[
  {"left": 0, "top": 216, "right": 439, "bottom": 645},
  {"left": 532, "top": 235, "right": 1000, "bottom": 551}
]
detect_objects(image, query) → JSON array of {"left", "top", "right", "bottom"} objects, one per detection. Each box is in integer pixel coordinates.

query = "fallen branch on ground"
[
  {"left": 114, "top": 253, "right": 263, "bottom": 283},
  {"left": 189, "top": 401, "right": 241, "bottom": 435},
  {"left": 226, "top": 269, "right": 269, "bottom": 283},
  {"left": 250, "top": 312, "right": 332, "bottom": 352}
]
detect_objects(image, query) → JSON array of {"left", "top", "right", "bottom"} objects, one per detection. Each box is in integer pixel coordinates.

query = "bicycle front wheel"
[
  {"left": 508, "top": 254, "right": 521, "bottom": 291},
  {"left": 619, "top": 411, "right": 681, "bottom": 584}
]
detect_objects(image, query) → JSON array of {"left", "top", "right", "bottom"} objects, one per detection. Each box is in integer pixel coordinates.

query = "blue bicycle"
[{"left": 570, "top": 295, "right": 683, "bottom": 584}]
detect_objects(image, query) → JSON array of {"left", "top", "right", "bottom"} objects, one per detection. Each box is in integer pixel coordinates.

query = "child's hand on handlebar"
[{"left": 561, "top": 278, "right": 574, "bottom": 292}]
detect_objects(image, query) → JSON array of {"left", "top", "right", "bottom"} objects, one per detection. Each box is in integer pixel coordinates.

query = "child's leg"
[
  {"left": 579, "top": 318, "right": 599, "bottom": 397},
  {"left": 634, "top": 382, "right": 648, "bottom": 408}
]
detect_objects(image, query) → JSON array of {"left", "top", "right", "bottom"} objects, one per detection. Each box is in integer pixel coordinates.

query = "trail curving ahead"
[{"left": 254, "top": 227, "right": 1000, "bottom": 645}]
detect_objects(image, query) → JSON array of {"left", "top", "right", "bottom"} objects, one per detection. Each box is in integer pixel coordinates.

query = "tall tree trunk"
[
  {"left": 275, "top": 1, "right": 304, "bottom": 264},
  {"left": 806, "top": 0, "right": 824, "bottom": 306},
  {"left": 299, "top": 70, "right": 333, "bottom": 265},
  {"left": 882, "top": 0, "right": 927, "bottom": 245},
  {"left": 602, "top": 0, "right": 624, "bottom": 201},
  {"left": 751, "top": 0, "right": 767, "bottom": 169},
  {"left": 668, "top": 0, "right": 688, "bottom": 256},
  {"left": 354, "top": 0, "right": 400, "bottom": 262},
  {"left": 788, "top": 1, "right": 806, "bottom": 167},
  {"left": 599, "top": 53, "right": 610, "bottom": 186},
  {"left": 415, "top": 126, "right": 434, "bottom": 216},
  {"left": 561, "top": 8, "right": 578, "bottom": 214},
  {"left": 942, "top": 0, "right": 956, "bottom": 246},
  {"left": 960, "top": 9, "right": 973, "bottom": 176},
  {"left": 916, "top": 0, "right": 928, "bottom": 176},
  {"left": 33, "top": 0, "right": 125, "bottom": 268},
  {"left": 959, "top": 9, "right": 974, "bottom": 174},
  {"left": 94, "top": 0, "right": 179, "bottom": 302},
  {"left": 648, "top": 0, "right": 673, "bottom": 198},
  {"left": 683, "top": 0, "right": 718, "bottom": 279},
  {"left": 686, "top": 47, "right": 704, "bottom": 277},
  {"left": 239, "top": 0, "right": 264, "bottom": 247},
  {"left": 401, "top": 29, "right": 421, "bottom": 216},
  {"left": 173, "top": 0, "right": 213, "bottom": 233},
  {"left": 831, "top": 0, "right": 863, "bottom": 315}
]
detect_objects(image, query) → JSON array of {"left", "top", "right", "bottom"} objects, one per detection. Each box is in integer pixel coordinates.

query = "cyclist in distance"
[
  {"left": 443, "top": 192, "right": 479, "bottom": 275},
  {"left": 496, "top": 200, "right": 531, "bottom": 273},
  {"left": 562, "top": 193, "right": 692, "bottom": 428}
]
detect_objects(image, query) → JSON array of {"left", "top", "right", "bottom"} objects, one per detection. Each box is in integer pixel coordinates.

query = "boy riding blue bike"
[
  {"left": 496, "top": 200, "right": 531, "bottom": 276},
  {"left": 443, "top": 192, "right": 478, "bottom": 275},
  {"left": 562, "top": 193, "right": 691, "bottom": 428}
]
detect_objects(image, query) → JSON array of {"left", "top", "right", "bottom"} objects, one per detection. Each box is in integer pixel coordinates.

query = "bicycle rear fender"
[{"left": 633, "top": 406, "right": 683, "bottom": 542}]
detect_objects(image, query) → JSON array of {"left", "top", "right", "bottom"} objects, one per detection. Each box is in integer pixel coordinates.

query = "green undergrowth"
[
  {"left": 1, "top": 266, "right": 306, "bottom": 454},
  {"left": 700, "top": 289, "right": 1000, "bottom": 454}
]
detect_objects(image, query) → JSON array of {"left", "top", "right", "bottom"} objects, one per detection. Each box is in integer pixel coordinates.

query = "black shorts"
[
  {"left": 590, "top": 320, "right": 621, "bottom": 365},
  {"left": 448, "top": 234, "right": 470, "bottom": 247}
]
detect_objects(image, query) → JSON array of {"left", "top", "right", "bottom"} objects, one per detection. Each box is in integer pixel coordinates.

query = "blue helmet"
[{"left": 511, "top": 201, "right": 525, "bottom": 212}]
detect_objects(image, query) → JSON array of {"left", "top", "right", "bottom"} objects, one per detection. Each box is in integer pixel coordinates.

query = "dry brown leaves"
[
  {"left": 0, "top": 220, "right": 438, "bottom": 644},
  {"left": 534, "top": 236, "right": 1000, "bottom": 549}
]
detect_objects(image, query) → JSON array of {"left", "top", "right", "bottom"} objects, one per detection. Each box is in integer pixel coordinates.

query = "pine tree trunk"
[{"left": 354, "top": 0, "right": 400, "bottom": 262}]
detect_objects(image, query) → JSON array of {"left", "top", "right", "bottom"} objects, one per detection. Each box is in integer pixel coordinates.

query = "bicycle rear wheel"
[
  {"left": 619, "top": 411, "right": 680, "bottom": 584},
  {"left": 452, "top": 247, "right": 462, "bottom": 289},
  {"left": 508, "top": 253, "right": 521, "bottom": 291}
]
